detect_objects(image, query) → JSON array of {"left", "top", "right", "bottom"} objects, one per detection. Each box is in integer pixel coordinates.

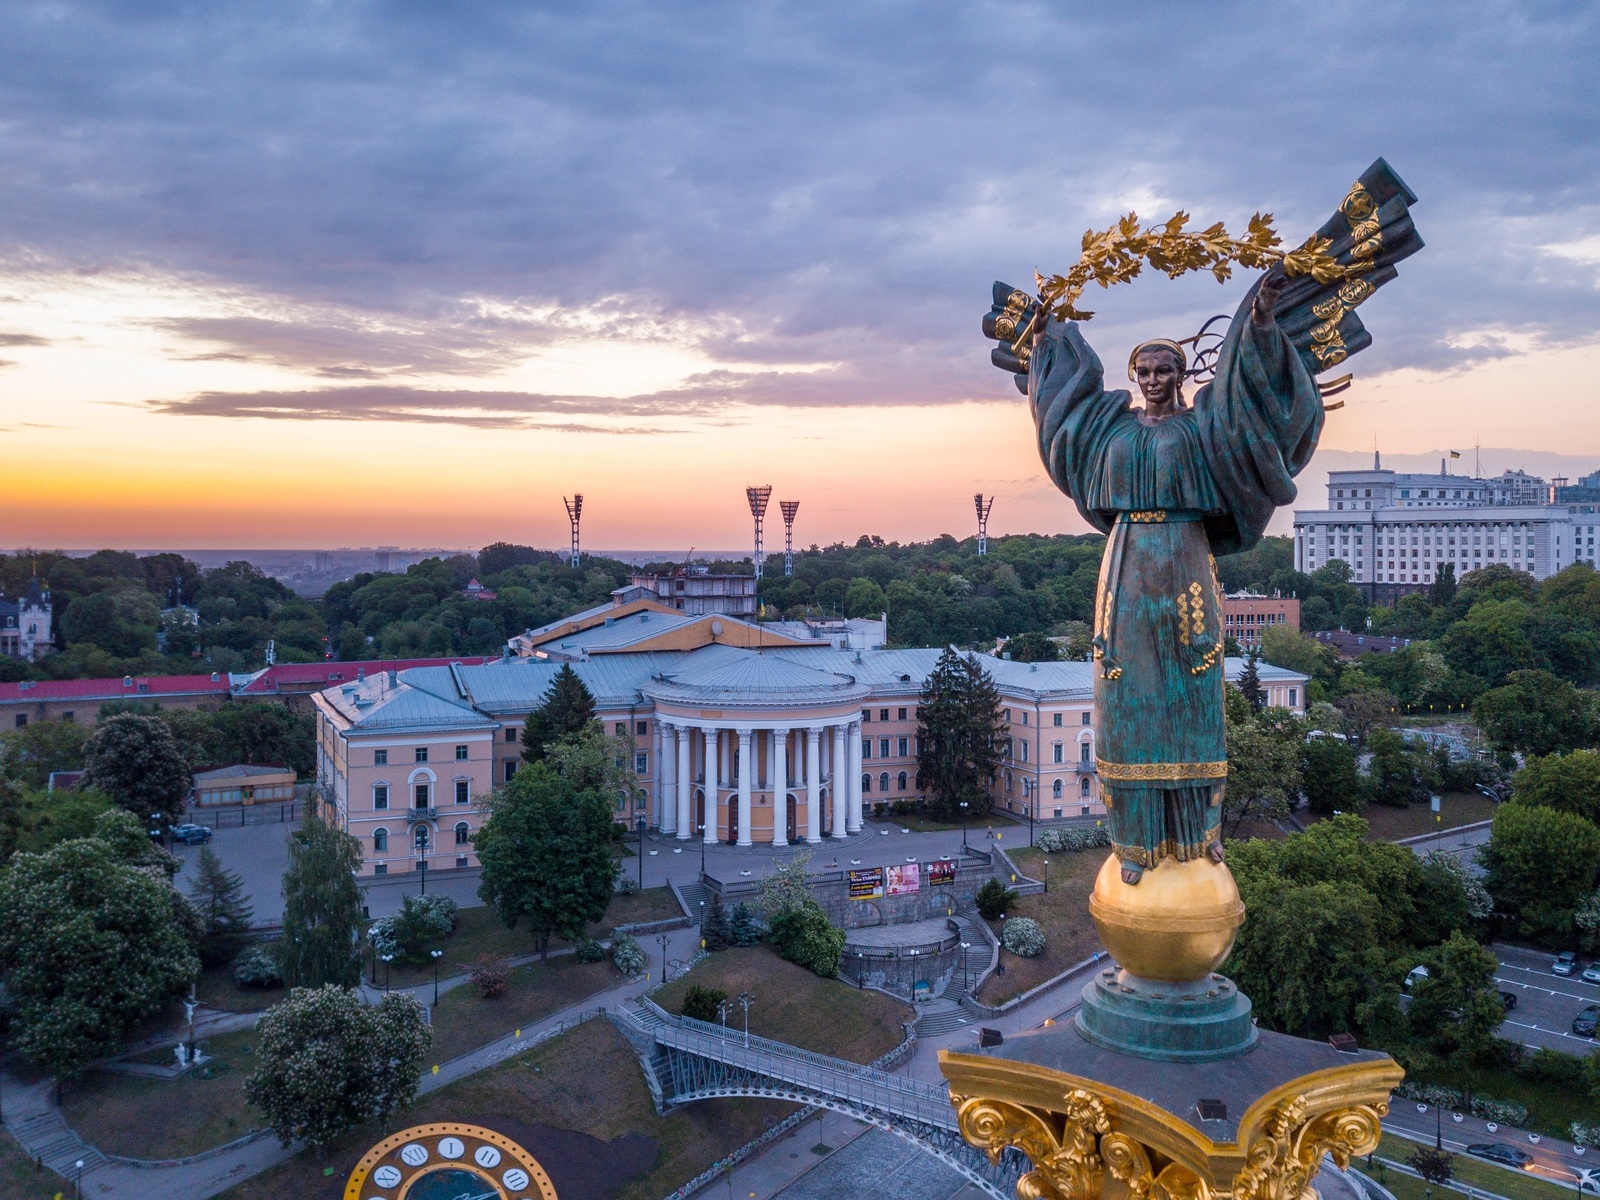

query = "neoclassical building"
[{"left": 313, "top": 597, "right": 1308, "bottom": 877}]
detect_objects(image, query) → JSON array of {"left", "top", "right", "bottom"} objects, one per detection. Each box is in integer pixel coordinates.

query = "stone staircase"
[
  {"left": 674, "top": 878, "right": 709, "bottom": 923},
  {"left": 9, "top": 1106, "right": 105, "bottom": 1176},
  {"left": 938, "top": 916, "right": 991, "bottom": 1002},
  {"left": 914, "top": 999, "right": 975, "bottom": 1039}
]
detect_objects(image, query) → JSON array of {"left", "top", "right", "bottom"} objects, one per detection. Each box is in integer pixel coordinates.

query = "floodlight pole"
[
  {"left": 779, "top": 501, "right": 800, "bottom": 577},
  {"left": 747, "top": 486, "right": 772, "bottom": 580},
  {"left": 564, "top": 494, "right": 584, "bottom": 568},
  {"left": 975, "top": 494, "right": 994, "bottom": 556}
]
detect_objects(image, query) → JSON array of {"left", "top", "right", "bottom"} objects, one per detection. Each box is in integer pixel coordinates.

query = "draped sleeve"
[
  {"left": 1029, "top": 320, "right": 1132, "bottom": 536},
  {"left": 1193, "top": 284, "right": 1324, "bottom": 556}
]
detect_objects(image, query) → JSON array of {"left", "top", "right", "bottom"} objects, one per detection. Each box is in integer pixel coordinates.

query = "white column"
[
  {"left": 847, "top": 719, "right": 864, "bottom": 832},
  {"left": 831, "top": 723, "right": 848, "bottom": 839},
  {"left": 658, "top": 723, "right": 674, "bottom": 834},
  {"left": 703, "top": 727, "right": 719, "bottom": 844},
  {"left": 771, "top": 727, "right": 788, "bottom": 847},
  {"left": 675, "top": 725, "right": 692, "bottom": 839},
  {"left": 736, "top": 729, "right": 754, "bottom": 847},
  {"left": 805, "top": 727, "right": 822, "bottom": 844}
]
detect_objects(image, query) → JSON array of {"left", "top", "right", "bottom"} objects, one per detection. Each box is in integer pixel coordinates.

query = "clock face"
[{"left": 343, "top": 1123, "right": 558, "bottom": 1200}]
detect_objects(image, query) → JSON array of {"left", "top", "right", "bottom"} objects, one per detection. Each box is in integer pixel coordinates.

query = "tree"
[
  {"left": 187, "top": 845, "right": 254, "bottom": 966},
  {"left": 1237, "top": 651, "right": 1266, "bottom": 713},
  {"left": 730, "top": 902, "right": 760, "bottom": 947},
  {"left": 244, "top": 985, "right": 430, "bottom": 1149},
  {"left": 1366, "top": 729, "right": 1438, "bottom": 808},
  {"left": 681, "top": 985, "right": 727, "bottom": 1023},
  {"left": 1223, "top": 715, "right": 1302, "bottom": 838},
  {"left": 280, "top": 816, "right": 365, "bottom": 988},
  {"left": 702, "top": 893, "right": 732, "bottom": 951},
  {"left": 916, "top": 648, "right": 1005, "bottom": 820},
  {"left": 209, "top": 702, "right": 316, "bottom": 776},
  {"left": 0, "top": 719, "right": 89, "bottom": 790},
  {"left": 1403, "top": 931, "right": 1504, "bottom": 1071},
  {"left": 844, "top": 577, "right": 888, "bottom": 618},
  {"left": 1302, "top": 735, "right": 1365, "bottom": 815},
  {"left": 1005, "top": 631, "right": 1060, "bottom": 662},
  {"left": 0, "top": 810, "right": 199, "bottom": 1080},
  {"left": 767, "top": 899, "right": 845, "bottom": 977},
  {"left": 521, "top": 664, "right": 597, "bottom": 765},
  {"left": 82, "top": 712, "right": 192, "bottom": 825},
  {"left": 475, "top": 763, "right": 618, "bottom": 960},
  {"left": 1513, "top": 751, "right": 1600, "bottom": 824},
  {"left": 1335, "top": 689, "right": 1397, "bottom": 749},
  {"left": 1481, "top": 802, "right": 1600, "bottom": 945},
  {"left": 543, "top": 722, "right": 640, "bottom": 813},
  {"left": 757, "top": 850, "right": 814, "bottom": 922},
  {"left": 1475, "top": 670, "right": 1598, "bottom": 757},
  {"left": 1409, "top": 1146, "right": 1455, "bottom": 1198},
  {"left": 1429, "top": 563, "right": 1458, "bottom": 608}
]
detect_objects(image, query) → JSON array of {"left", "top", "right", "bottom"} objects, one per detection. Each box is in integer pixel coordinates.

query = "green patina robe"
[{"left": 1029, "top": 295, "right": 1322, "bottom": 867}]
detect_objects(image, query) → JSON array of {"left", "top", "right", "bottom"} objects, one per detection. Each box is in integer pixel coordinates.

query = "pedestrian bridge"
[{"left": 608, "top": 999, "right": 1023, "bottom": 1200}]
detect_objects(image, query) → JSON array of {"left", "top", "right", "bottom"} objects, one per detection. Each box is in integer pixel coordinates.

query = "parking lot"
[{"left": 1493, "top": 943, "right": 1600, "bottom": 1056}]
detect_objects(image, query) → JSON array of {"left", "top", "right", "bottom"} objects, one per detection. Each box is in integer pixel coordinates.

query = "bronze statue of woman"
[{"left": 984, "top": 160, "right": 1421, "bottom": 894}]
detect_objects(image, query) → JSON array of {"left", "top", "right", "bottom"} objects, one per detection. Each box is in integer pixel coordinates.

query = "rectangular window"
[
  {"left": 455, "top": 780, "right": 469, "bottom": 804},
  {"left": 615, "top": 722, "right": 627, "bottom": 735},
  {"left": 61, "top": 711, "right": 74, "bottom": 723},
  {"left": 636, "top": 720, "right": 649, "bottom": 735},
  {"left": 1053, "top": 712, "right": 1063, "bottom": 726},
  {"left": 1082, "top": 711, "right": 1091, "bottom": 725},
  {"left": 879, "top": 709, "right": 889, "bottom": 721},
  {"left": 1081, "top": 742, "right": 1092, "bottom": 762},
  {"left": 897, "top": 737, "right": 908, "bottom": 756},
  {"left": 1019, "top": 741, "right": 1028, "bottom": 762},
  {"left": 1288, "top": 688, "right": 1299, "bottom": 707},
  {"left": 414, "top": 783, "right": 430, "bottom": 808},
  {"left": 861, "top": 738, "right": 872, "bottom": 759},
  {"left": 375, "top": 749, "right": 388, "bottom": 765},
  {"left": 415, "top": 747, "right": 429, "bottom": 764},
  {"left": 455, "top": 744, "right": 469, "bottom": 760},
  {"left": 13, "top": 714, "right": 25, "bottom": 729},
  {"left": 897, "top": 707, "right": 907, "bottom": 721},
  {"left": 374, "top": 863, "right": 387, "bottom": 877},
  {"left": 506, "top": 728, "right": 518, "bottom": 743},
  {"left": 504, "top": 760, "right": 518, "bottom": 783},
  {"left": 861, "top": 709, "right": 871, "bottom": 722},
  {"left": 374, "top": 785, "right": 389, "bottom": 810},
  {"left": 635, "top": 752, "right": 648, "bottom": 774},
  {"left": 1053, "top": 743, "right": 1064, "bottom": 764},
  {"left": 879, "top": 738, "right": 890, "bottom": 758},
  {"left": 456, "top": 855, "right": 469, "bottom": 869}
]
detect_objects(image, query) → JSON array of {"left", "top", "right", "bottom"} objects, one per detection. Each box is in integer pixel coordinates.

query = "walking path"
[{"left": 0, "top": 924, "right": 705, "bottom": 1200}]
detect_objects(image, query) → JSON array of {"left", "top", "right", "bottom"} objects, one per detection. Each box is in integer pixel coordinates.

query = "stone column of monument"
[
  {"left": 945, "top": 158, "right": 1421, "bottom": 1200},
  {"left": 772, "top": 727, "right": 789, "bottom": 846},
  {"left": 805, "top": 727, "right": 822, "bottom": 843}
]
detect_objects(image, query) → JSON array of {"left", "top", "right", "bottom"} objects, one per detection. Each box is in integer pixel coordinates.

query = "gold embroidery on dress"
[
  {"left": 1097, "top": 759, "right": 1228, "bottom": 782},
  {"left": 1176, "top": 593, "right": 1190, "bottom": 646},
  {"left": 1189, "top": 582, "right": 1205, "bottom": 638},
  {"left": 1111, "top": 823, "right": 1222, "bottom": 867},
  {"left": 1127, "top": 510, "right": 1167, "bottom": 523},
  {"left": 1189, "top": 643, "right": 1224, "bottom": 675}
]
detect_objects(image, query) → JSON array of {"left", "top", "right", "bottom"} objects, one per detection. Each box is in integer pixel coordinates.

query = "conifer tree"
[
  {"left": 188, "top": 844, "right": 255, "bottom": 965},
  {"left": 1238, "top": 650, "right": 1266, "bottom": 713},
  {"left": 702, "top": 893, "right": 732, "bottom": 951},
  {"left": 729, "top": 901, "right": 760, "bottom": 947},
  {"left": 280, "top": 816, "right": 364, "bottom": 988},
  {"left": 915, "top": 647, "right": 1004, "bottom": 820},
  {"left": 521, "top": 663, "right": 598, "bottom": 765}
]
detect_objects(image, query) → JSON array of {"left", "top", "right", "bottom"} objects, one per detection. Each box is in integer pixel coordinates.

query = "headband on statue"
[{"left": 1126, "top": 339, "right": 1188, "bottom": 382}]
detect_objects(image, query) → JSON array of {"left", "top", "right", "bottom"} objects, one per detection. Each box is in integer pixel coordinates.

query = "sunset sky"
[{"left": 2, "top": 3, "right": 1598, "bottom": 552}]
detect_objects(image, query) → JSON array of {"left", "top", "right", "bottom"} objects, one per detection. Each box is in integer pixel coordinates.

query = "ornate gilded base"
[
  {"left": 1077, "top": 967, "right": 1256, "bottom": 1062},
  {"left": 940, "top": 1022, "right": 1402, "bottom": 1200}
]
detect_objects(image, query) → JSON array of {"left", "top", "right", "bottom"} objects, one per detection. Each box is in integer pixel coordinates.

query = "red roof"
[
  {"left": 0, "top": 674, "right": 231, "bottom": 704},
  {"left": 234, "top": 657, "right": 499, "bottom": 695}
]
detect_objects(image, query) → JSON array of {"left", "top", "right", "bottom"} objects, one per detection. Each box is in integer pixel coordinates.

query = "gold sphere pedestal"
[{"left": 940, "top": 852, "right": 1403, "bottom": 1200}]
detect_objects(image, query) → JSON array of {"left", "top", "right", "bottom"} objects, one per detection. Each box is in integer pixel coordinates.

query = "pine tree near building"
[
  {"left": 702, "top": 893, "right": 732, "bottom": 951},
  {"left": 1238, "top": 650, "right": 1266, "bottom": 713},
  {"left": 188, "top": 845, "right": 255, "bottom": 966},
  {"left": 915, "top": 647, "right": 1005, "bottom": 820},
  {"left": 521, "top": 663, "right": 598, "bottom": 765}
]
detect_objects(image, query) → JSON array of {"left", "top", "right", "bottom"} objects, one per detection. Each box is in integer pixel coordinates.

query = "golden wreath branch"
[{"left": 1009, "top": 211, "right": 1356, "bottom": 357}]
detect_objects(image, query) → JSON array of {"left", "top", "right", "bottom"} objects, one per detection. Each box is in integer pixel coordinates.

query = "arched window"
[
  {"left": 1081, "top": 777, "right": 1092, "bottom": 796},
  {"left": 454, "top": 821, "right": 471, "bottom": 846},
  {"left": 373, "top": 828, "right": 389, "bottom": 851},
  {"left": 897, "top": 771, "right": 908, "bottom": 791},
  {"left": 1005, "top": 769, "right": 1014, "bottom": 793},
  {"left": 878, "top": 772, "right": 890, "bottom": 793},
  {"left": 861, "top": 773, "right": 872, "bottom": 793},
  {"left": 414, "top": 825, "right": 430, "bottom": 851},
  {"left": 1052, "top": 778, "right": 1063, "bottom": 798}
]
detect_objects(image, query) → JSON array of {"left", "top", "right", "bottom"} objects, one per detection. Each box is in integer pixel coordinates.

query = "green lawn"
[
  {"left": 656, "top": 946, "right": 912, "bottom": 1063},
  {"left": 878, "top": 812, "right": 968, "bottom": 833},
  {"left": 1409, "top": 1065, "right": 1597, "bottom": 1142},
  {"left": 62, "top": 1028, "right": 263, "bottom": 1160},
  {"left": 375, "top": 888, "right": 682, "bottom": 990},
  {"left": 216, "top": 1017, "right": 791, "bottom": 1200},
  {"left": 196, "top": 960, "right": 284, "bottom": 1013},
  {"left": 974, "top": 846, "right": 1104, "bottom": 1006},
  {"left": 1373, "top": 1133, "right": 1580, "bottom": 1200},
  {"left": 0, "top": 1126, "right": 56, "bottom": 1200},
  {"left": 1306, "top": 792, "right": 1497, "bottom": 843},
  {"left": 426, "top": 956, "right": 623, "bottom": 1064}
]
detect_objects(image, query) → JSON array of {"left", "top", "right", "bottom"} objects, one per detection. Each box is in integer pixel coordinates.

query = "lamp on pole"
[
  {"left": 1028, "top": 802, "right": 1034, "bottom": 847},
  {"left": 75, "top": 1157, "right": 85, "bottom": 1200},
  {"left": 959, "top": 800, "right": 969, "bottom": 851},
  {"left": 637, "top": 814, "right": 648, "bottom": 890},
  {"left": 657, "top": 932, "right": 671, "bottom": 984},
  {"left": 737, "top": 990, "right": 754, "bottom": 1047},
  {"left": 959, "top": 941, "right": 970, "bottom": 994},
  {"left": 1042, "top": 858, "right": 1050, "bottom": 894},
  {"left": 381, "top": 953, "right": 393, "bottom": 993},
  {"left": 431, "top": 948, "right": 443, "bottom": 1007}
]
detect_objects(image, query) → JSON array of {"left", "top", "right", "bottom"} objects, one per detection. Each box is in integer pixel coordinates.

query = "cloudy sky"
[{"left": 2, "top": 1, "right": 1598, "bottom": 550}]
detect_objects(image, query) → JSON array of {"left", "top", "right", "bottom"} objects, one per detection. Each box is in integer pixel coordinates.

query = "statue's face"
[{"left": 1133, "top": 349, "right": 1183, "bottom": 408}]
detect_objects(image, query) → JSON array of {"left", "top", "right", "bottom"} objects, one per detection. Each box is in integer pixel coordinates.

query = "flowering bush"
[
  {"left": 467, "top": 954, "right": 509, "bottom": 998},
  {"left": 1002, "top": 916, "right": 1046, "bottom": 957},
  {"left": 610, "top": 932, "right": 646, "bottom": 977},
  {"left": 1572, "top": 1123, "right": 1599, "bottom": 1148},
  {"left": 368, "top": 893, "right": 458, "bottom": 964},
  {"left": 232, "top": 944, "right": 284, "bottom": 988},
  {"left": 1036, "top": 827, "right": 1111, "bottom": 853},
  {"left": 1393, "top": 1081, "right": 1527, "bottom": 1127}
]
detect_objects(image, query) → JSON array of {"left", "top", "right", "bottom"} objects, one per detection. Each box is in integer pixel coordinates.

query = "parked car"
[
  {"left": 1553, "top": 951, "right": 1579, "bottom": 976},
  {"left": 1404, "top": 965, "right": 1429, "bottom": 992},
  {"left": 1467, "top": 1144, "right": 1534, "bottom": 1169},
  {"left": 1498, "top": 991, "right": 1518, "bottom": 1012},
  {"left": 1583, "top": 963, "right": 1600, "bottom": 985},
  {"left": 1575, "top": 1005, "right": 1600, "bottom": 1038}
]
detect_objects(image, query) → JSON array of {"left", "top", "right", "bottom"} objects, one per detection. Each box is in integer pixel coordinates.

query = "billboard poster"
[
  {"left": 885, "top": 863, "right": 921, "bottom": 896},
  {"left": 926, "top": 859, "right": 957, "bottom": 887},
  {"left": 848, "top": 867, "right": 884, "bottom": 900}
]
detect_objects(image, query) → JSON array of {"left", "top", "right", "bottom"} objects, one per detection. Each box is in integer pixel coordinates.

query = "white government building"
[
  {"left": 1294, "top": 458, "right": 1600, "bottom": 598},
  {"left": 313, "top": 595, "right": 1308, "bottom": 877}
]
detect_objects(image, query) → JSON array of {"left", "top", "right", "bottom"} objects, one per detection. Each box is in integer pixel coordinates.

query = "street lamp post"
[
  {"left": 637, "top": 815, "right": 648, "bottom": 890},
  {"left": 959, "top": 801, "right": 969, "bottom": 851},
  {"left": 1042, "top": 858, "right": 1050, "bottom": 894},
  {"left": 431, "top": 948, "right": 444, "bottom": 1007},
  {"left": 1028, "top": 803, "right": 1034, "bottom": 848},
  {"left": 737, "top": 991, "right": 754, "bottom": 1047},
  {"left": 417, "top": 855, "right": 428, "bottom": 896},
  {"left": 959, "top": 942, "right": 970, "bottom": 994},
  {"left": 699, "top": 821, "right": 707, "bottom": 876},
  {"left": 74, "top": 1157, "right": 85, "bottom": 1200},
  {"left": 657, "top": 933, "right": 671, "bottom": 984},
  {"left": 381, "top": 953, "right": 394, "bottom": 993}
]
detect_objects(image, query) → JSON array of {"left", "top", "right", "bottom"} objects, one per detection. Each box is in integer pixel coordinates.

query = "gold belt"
[{"left": 1097, "top": 759, "right": 1228, "bottom": 782}]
